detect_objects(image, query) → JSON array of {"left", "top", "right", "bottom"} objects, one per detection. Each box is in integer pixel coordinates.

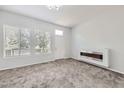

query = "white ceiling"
[{"left": 0, "top": 5, "right": 123, "bottom": 28}]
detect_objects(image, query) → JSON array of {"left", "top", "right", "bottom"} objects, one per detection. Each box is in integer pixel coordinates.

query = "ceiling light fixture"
[{"left": 46, "top": 5, "right": 62, "bottom": 11}]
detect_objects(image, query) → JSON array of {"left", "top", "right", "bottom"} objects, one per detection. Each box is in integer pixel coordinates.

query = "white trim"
[
  {"left": 106, "top": 67, "right": 124, "bottom": 75},
  {"left": 0, "top": 59, "right": 56, "bottom": 71},
  {"left": 73, "top": 58, "right": 124, "bottom": 75}
]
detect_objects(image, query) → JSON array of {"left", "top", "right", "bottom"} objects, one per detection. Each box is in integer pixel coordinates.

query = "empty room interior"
[{"left": 0, "top": 5, "right": 124, "bottom": 88}]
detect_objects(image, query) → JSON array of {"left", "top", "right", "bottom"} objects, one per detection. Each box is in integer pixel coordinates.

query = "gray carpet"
[{"left": 0, "top": 59, "right": 124, "bottom": 88}]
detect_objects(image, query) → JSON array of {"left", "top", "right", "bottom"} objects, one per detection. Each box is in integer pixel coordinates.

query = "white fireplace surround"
[{"left": 78, "top": 48, "right": 109, "bottom": 67}]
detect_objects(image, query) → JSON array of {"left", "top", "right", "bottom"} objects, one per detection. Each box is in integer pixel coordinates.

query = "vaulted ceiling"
[{"left": 0, "top": 5, "right": 123, "bottom": 28}]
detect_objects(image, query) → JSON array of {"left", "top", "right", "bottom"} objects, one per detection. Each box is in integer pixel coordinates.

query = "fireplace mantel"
[{"left": 79, "top": 48, "right": 109, "bottom": 67}]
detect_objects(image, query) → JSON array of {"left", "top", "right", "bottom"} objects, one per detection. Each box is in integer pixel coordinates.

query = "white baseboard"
[
  {"left": 0, "top": 57, "right": 124, "bottom": 75},
  {"left": 73, "top": 58, "right": 124, "bottom": 75},
  {"left": 0, "top": 59, "right": 55, "bottom": 71},
  {"left": 106, "top": 67, "right": 124, "bottom": 75}
]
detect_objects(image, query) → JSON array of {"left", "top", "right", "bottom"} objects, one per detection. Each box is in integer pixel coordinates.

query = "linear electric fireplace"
[
  {"left": 80, "top": 52, "right": 103, "bottom": 60},
  {"left": 79, "top": 49, "right": 109, "bottom": 67}
]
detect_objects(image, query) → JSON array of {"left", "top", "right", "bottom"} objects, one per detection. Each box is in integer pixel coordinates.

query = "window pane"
[
  {"left": 55, "top": 29, "right": 63, "bottom": 36},
  {"left": 4, "top": 25, "right": 20, "bottom": 57},
  {"left": 3, "top": 25, "right": 52, "bottom": 57},
  {"left": 43, "top": 32, "right": 51, "bottom": 53},
  {"left": 33, "top": 30, "right": 51, "bottom": 54},
  {"left": 20, "top": 28, "right": 30, "bottom": 55}
]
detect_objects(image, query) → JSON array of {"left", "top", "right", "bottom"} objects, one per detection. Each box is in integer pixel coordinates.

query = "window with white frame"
[
  {"left": 20, "top": 28, "right": 31, "bottom": 55},
  {"left": 33, "top": 30, "right": 51, "bottom": 54},
  {"left": 3, "top": 25, "right": 51, "bottom": 57},
  {"left": 55, "top": 29, "right": 63, "bottom": 36},
  {"left": 4, "top": 25, "right": 20, "bottom": 57}
]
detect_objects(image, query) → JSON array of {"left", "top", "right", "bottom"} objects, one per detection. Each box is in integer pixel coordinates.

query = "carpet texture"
[{"left": 0, "top": 59, "right": 124, "bottom": 88}]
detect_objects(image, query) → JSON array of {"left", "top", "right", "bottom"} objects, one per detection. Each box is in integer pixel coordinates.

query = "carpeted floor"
[{"left": 0, "top": 58, "right": 124, "bottom": 88}]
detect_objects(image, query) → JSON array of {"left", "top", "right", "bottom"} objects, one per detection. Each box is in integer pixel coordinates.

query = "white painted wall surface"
[
  {"left": 0, "top": 11, "right": 71, "bottom": 70},
  {"left": 55, "top": 29, "right": 71, "bottom": 59},
  {"left": 71, "top": 8, "right": 124, "bottom": 73}
]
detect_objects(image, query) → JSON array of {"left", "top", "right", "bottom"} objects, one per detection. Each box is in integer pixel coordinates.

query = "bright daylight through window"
[
  {"left": 55, "top": 29, "right": 63, "bottom": 36},
  {"left": 3, "top": 25, "right": 51, "bottom": 57}
]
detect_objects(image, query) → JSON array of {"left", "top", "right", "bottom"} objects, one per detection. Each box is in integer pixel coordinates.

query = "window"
[
  {"left": 20, "top": 28, "right": 30, "bottom": 55},
  {"left": 33, "top": 30, "right": 51, "bottom": 54},
  {"left": 55, "top": 29, "right": 63, "bottom": 36},
  {"left": 3, "top": 25, "right": 51, "bottom": 57},
  {"left": 4, "top": 25, "right": 20, "bottom": 57}
]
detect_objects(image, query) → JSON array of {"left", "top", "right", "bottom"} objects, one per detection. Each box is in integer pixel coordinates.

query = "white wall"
[
  {"left": 0, "top": 11, "right": 71, "bottom": 70},
  {"left": 55, "top": 30, "right": 71, "bottom": 59},
  {"left": 71, "top": 8, "right": 124, "bottom": 73}
]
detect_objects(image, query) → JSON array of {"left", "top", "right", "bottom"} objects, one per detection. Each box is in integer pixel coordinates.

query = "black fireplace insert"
[{"left": 80, "top": 52, "right": 103, "bottom": 60}]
